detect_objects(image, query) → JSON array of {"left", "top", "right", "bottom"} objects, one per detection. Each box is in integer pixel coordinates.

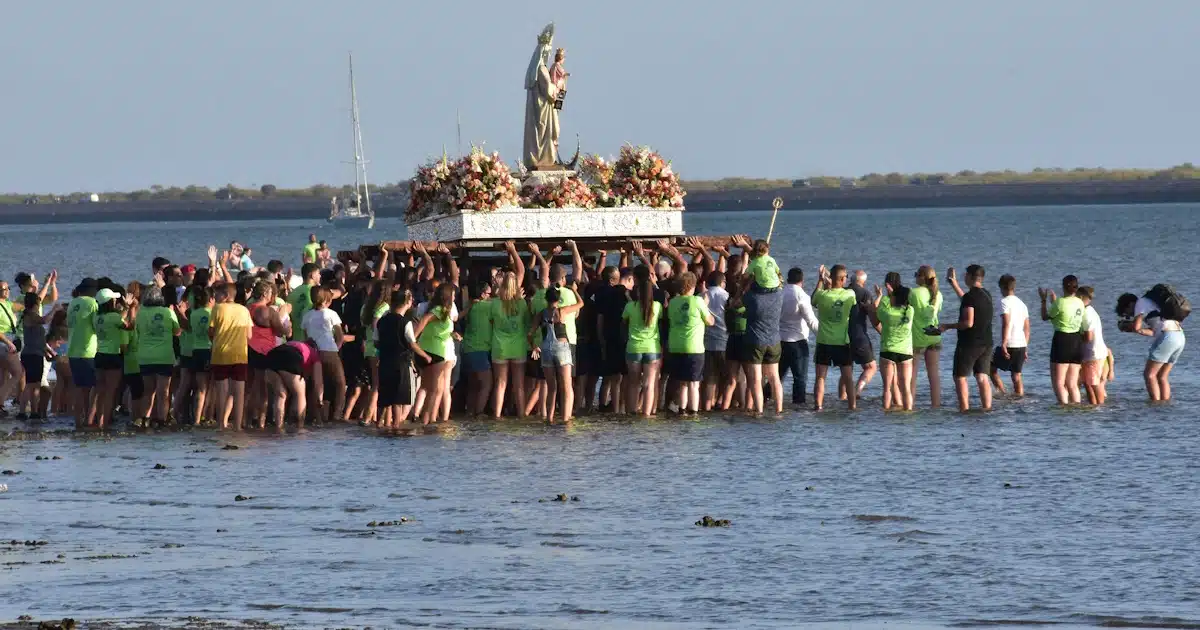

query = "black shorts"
[
  {"left": 748, "top": 343, "right": 782, "bottom": 365},
  {"left": 121, "top": 373, "right": 145, "bottom": 400},
  {"left": 268, "top": 345, "right": 305, "bottom": 376},
  {"left": 95, "top": 352, "right": 123, "bottom": 371},
  {"left": 190, "top": 349, "right": 212, "bottom": 373},
  {"left": 526, "top": 352, "right": 544, "bottom": 380},
  {"left": 248, "top": 349, "right": 272, "bottom": 371},
  {"left": 992, "top": 346, "right": 1027, "bottom": 374},
  {"left": 726, "top": 334, "right": 749, "bottom": 363},
  {"left": 668, "top": 353, "right": 705, "bottom": 382},
  {"left": 704, "top": 351, "right": 729, "bottom": 383},
  {"left": 577, "top": 341, "right": 600, "bottom": 375},
  {"left": 1049, "top": 331, "right": 1084, "bottom": 365},
  {"left": 20, "top": 355, "right": 45, "bottom": 384},
  {"left": 953, "top": 344, "right": 992, "bottom": 378},
  {"left": 141, "top": 363, "right": 173, "bottom": 377},
  {"left": 341, "top": 341, "right": 371, "bottom": 388},
  {"left": 851, "top": 344, "right": 875, "bottom": 366},
  {"left": 880, "top": 351, "right": 912, "bottom": 364},
  {"left": 814, "top": 343, "right": 852, "bottom": 368},
  {"left": 600, "top": 341, "right": 627, "bottom": 377},
  {"left": 378, "top": 365, "right": 417, "bottom": 407}
]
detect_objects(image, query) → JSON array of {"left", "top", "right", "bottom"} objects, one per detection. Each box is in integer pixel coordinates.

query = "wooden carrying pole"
[{"left": 766, "top": 197, "right": 783, "bottom": 244}]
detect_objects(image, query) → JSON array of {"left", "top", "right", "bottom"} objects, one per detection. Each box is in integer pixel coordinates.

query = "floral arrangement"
[
  {"left": 406, "top": 149, "right": 520, "bottom": 218},
  {"left": 609, "top": 145, "right": 686, "bottom": 208},
  {"left": 405, "top": 145, "right": 686, "bottom": 219},
  {"left": 407, "top": 158, "right": 452, "bottom": 218},
  {"left": 523, "top": 175, "right": 597, "bottom": 209},
  {"left": 578, "top": 154, "right": 614, "bottom": 188}
]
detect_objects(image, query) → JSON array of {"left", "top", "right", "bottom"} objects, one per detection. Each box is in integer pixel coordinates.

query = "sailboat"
[{"left": 328, "top": 52, "right": 375, "bottom": 229}]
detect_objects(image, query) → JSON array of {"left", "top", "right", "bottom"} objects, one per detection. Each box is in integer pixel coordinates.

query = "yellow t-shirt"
[{"left": 209, "top": 302, "right": 252, "bottom": 366}]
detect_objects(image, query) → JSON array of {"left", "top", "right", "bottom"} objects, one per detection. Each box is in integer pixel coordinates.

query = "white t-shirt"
[
  {"left": 998, "top": 295, "right": 1029, "bottom": 348},
  {"left": 1081, "top": 304, "right": 1108, "bottom": 362},
  {"left": 1135, "top": 296, "right": 1181, "bottom": 334},
  {"left": 301, "top": 308, "right": 343, "bottom": 352}
]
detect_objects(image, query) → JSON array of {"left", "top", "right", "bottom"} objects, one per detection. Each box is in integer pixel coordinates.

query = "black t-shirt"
[
  {"left": 958, "top": 287, "right": 994, "bottom": 348},
  {"left": 847, "top": 284, "right": 873, "bottom": 349},
  {"left": 376, "top": 311, "right": 414, "bottom": 370},
  {"left": 595, "top": 284, "right": 629, "bottom": 342}
]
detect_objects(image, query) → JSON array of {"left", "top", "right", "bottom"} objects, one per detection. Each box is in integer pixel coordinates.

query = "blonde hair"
[{"left": 498, "top": 272, "right": 521, "bottom": 316}]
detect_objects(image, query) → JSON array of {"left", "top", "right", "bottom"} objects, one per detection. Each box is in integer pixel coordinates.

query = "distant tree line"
[
  {"left": 4, "top": 163, "right": 1199, "bottom": 204},
  {"left": 681, "top": 163, "right": 1200, "bottom": 192}
]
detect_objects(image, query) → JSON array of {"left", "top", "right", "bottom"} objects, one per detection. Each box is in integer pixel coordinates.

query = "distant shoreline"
[{"left": 1, "top": 179, "right": 1198, "bottom": 225}]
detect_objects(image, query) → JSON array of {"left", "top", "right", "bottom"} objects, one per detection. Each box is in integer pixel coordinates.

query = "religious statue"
[
  {"left": 523, "top": 23, "right": 561, "bottom": 171},
  {"left": 551, "top": 48, "right": 569, "bottom": 111}
]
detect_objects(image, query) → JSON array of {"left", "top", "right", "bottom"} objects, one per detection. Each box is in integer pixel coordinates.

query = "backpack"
[{"left": 1144, "top": 284, "right": 1191, "bottom": 322}]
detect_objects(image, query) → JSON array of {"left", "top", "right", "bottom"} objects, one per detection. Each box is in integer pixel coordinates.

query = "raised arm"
[
  {"left": 506, "top": 241, "right": 526, "bottom": 281},
  {"left": 375, "top": 246, "right": 390, "bottom": 280},
  {"left": 439, "top": 244, "right": 460, "bottom": 287},
  {"left": 414, "top": 242, "right": 435, "bottom": 282},
  {"left": 560, "top": 286, "right": 585, "bottom": 316},
  {"left": 947, "top": 267, "right": 965, "bottom": 298},
  {"left": 1038, "top": 288, "right": 1054, "bottom": 322},
  {"left": 566, "top": 239, "right": 584, "bottom": 285}
]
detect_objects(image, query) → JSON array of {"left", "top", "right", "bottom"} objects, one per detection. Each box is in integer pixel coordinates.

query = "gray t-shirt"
[
  {"left": 703, "top": 285, "right": 730, "bottom": 352},
  {"left": 22, "top": 322, "right": 46, "bottom": 357}
]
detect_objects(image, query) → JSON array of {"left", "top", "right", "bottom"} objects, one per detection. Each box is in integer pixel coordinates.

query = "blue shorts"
[
  {"left": 463, "top": 351, "right": 491, "bottom": 374},
  {"left": 69, "top": 357, "right": 97, "bottom": 388},
  {"left": 626, "top": 352, "right": 661, "bottom": 365},
  {"left": 1149, "top": 331, "right": 1185, "bottom": 365}
]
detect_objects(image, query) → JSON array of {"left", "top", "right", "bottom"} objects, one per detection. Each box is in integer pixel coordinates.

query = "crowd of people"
[{"left": 0, "top": 231, "right": 1188, "bottom": 431}]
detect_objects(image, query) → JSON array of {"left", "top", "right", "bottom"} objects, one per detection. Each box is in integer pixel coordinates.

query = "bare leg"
[
  {"left": 955, "top": 376, "right": 970, "bottom": 412},
  {"left": 229, "top": 379, "right": 246, "bottom": 431},
  {"left": 266, "top": 371, "right": 286, "bottom": 429},
  {"left": 975, "top": 372, "right": 992, "bottom": 410},
  {"left": 642, "top": 361, "right": 661, "bottom": 417},
  {"left": 1013, "top": 372, "right": 1024, "bottom": 397},
  {"left": 625, "top": 362, "right": 642, "bottom": 416},
  {"left": 898, "top": 360, "right": 914, "bottom": 411},
  {"left": 491, "top": 361, "right": 509, "bottom": 418},
  {"left": 856, "top": 361, "right": 877, "bottom": 396},
  {"left": 193, "top": 373, "right": 209, "bottom": 425},
  {"left": 814, "top": 364, "right": 828, "bottom": 411},
  {"left": 154, "top": 374, "right": 172, "bottom": 424},
  {"left": 840, "top": 364, "right": 856, "bottom": 410},
  {"left": 438, "top": 360, "right": 455, "bottom": 423},
  {"left": 880, "top": 360, "right": 895, "bottom": 410},
  {"left": 544, "top": 365, "right": 558, "bottom": 422},
  {"left": 213, "top": 379, "right": 232, "bottom": 429},
  {"left": 1158, "top": 363, "right": 1173, "bottom": 401},
  {"left": 746, "top": 363, "right": 764, "bottom": 414},
  {"left": 1065, "top": 363, "right": 1082, "bottom": 404},
  {"left": 560, "top": 365, "right": 575, "bottom": 422}
]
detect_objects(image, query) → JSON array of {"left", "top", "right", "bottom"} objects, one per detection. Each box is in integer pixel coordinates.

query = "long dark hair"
[
  {"left": 633, "top": 266, "right": 654, "bottom": 326},
  {"left": 432, "top": 283, "right": 454, "bottom": 321},
  {"left": 363, "top": 279, "right": 392, "bottom": 327}
]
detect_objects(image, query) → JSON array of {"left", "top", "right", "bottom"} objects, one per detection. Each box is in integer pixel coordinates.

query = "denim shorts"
[
  {"left": 540, "top": 341, "right": 573, "bottom": 368},
  {"left": 626, "top": 352, "right": 661, "bottom": 365},
  {"left": 463, "top": 351, "right": 492, "bottom": 374},
  {"left": 1149, "top": 330, "right": 1186, "bottom": 365}
]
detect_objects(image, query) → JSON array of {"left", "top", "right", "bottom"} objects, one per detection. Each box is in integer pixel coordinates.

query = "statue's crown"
[{"left": 538, "top": 22, "right": 555, "bottom": 45}]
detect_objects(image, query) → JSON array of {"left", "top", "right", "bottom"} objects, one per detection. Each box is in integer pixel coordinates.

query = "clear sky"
[{"left": 4, "top": 0, "right": 1197, "bottom": 193}]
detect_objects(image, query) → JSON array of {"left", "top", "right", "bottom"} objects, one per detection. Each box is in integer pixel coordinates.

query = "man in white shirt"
[
  {"left": 989, "top": 274, "right": 1030, "bottom": 396},
  {"left": 779, "top": 267, "right": 819, "bottom": 406}
]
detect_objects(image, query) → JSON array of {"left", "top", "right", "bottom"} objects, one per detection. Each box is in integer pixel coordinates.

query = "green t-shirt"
[
  {"left": 531, "top": 287, "right": 578, "bottom": 345},
  {"left": 0, "top": 300, "right": 18, "bottom": 337},
  {"left": 136, "top": 306, "right": 180, "bottom": 366},
  {"left": 909, "top": 286, "right": 942, "bottom": 349},
  {"left": 1048, "top": 295, "right": 1085, "bottom": 333},
  {"left": 67, "top": 296, "right": 99, "bottom": 358},
  {"left": 622, "top": 300, "right": 662, "bottom": 354},
  {"left": 667, "top": 295, "right": 710, "bottom": 354},
  {"left": 190, "top": 307, "right": 213, "bottom": 351},
  {"left": 877, "top": 301, "right": 915, "bottom": 355},
  {"left": 417, "top": 306, "right": 455, "bottom": 357},
  {"left": 303, "top": 242, "right": 320, "bottom": 263},
  {"left": 813, "top": 287, "right": 855, "bottom": 346},
  {"left": 122, "top": 329, "right": 139, "bottom": 375},
  {"left": 94, "top": 312, "right": 126, "bottom": 355},
  {"left": 363, "top": 302, "right": 389, "bottom": 357},
  {"left": 288, "top": 284, "right": 315, "bottom": 341},
  {"left": 729, "top": 305, "right": 747, "bottom": 334},
  {"left": 461, "top": 299, "right": 494, "bottom": 354},
  {"left": 489, "top": 298, "right": 530, "bottom": 361},
  {"left": 747, "top": 255, "right": 781, "bottom": 290}
]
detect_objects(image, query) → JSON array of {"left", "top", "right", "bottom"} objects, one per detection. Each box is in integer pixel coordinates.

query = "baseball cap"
[
  {"left": 181, "top": 264, "right": 197, "bottom": 274},
  {"left": 96, "top": 288, "right": 119, "bottom": 305}
]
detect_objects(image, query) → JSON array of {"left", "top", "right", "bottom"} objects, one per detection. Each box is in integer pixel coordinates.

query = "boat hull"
[{"left": 327, "top": 214, "right": 374, "bottom": 228}]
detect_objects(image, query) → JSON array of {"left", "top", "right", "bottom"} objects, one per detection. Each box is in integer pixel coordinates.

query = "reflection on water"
[{"left": 1, "top": 205, "right": 1198, "bottom": 628}]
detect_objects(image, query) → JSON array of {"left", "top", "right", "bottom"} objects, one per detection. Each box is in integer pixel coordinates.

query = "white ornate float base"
[{"left": 405, "top": 206, "right": 685, "bottom": 242}]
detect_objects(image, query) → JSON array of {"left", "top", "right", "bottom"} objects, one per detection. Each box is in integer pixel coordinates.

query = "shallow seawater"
[{"left": 1, "top": 204, "right": 1199, "bottom": 628}]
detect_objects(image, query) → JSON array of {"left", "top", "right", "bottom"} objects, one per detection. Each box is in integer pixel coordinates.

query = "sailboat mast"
[{"left": 349, "top": 52, "right": 372, "bottom": 218}]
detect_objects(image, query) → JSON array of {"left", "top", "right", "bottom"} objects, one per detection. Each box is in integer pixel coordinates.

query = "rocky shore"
[{"left": 2, "top": 179, "right": 1199, "bottom": 225}]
